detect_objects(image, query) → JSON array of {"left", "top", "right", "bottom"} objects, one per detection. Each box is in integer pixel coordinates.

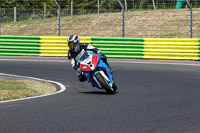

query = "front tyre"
[{"left": 95, "top": 73, "right": 117, "bottom": 94}]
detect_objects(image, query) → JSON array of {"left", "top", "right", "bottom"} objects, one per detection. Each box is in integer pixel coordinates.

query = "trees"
[
  {"left": 0, "top": 0, "right": 97, "bottom": 9},
  {"left": 0, "top": 0, "right": 198, "bottom": 9},
  {"left": 0, "top": 0, "right": 55, "bottom": 8}
]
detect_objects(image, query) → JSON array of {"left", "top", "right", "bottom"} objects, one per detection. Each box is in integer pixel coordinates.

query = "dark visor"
[{"left": 68, "top": 42, "right": 76, "bottom": 49}]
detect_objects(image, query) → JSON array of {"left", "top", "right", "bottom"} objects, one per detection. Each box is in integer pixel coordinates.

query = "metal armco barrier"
[{"left": 0, "top": 35, "right": 200, "bottom": 60}]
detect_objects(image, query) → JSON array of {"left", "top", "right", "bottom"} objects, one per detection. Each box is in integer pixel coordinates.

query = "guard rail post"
[
  {"left": 0, "top": 6, "right": 1, "bottom": 35},
  {"left": 54, "top": 0, "right": 61, "bottom": 36},
  {"left": 117, "top": 0, "right": 125, "bottom": 37},
  {"left": 186, "top": 0, "right": 192, "bottom": 38}
]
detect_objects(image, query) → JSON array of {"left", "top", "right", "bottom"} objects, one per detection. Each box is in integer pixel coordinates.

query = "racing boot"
[
  {"left": 77, "top": 70, "right": 87, "bottom": 82},
  {"left": 103, "top": 59, "right": 113, "bottom": 74},
  {"left": 100, "top": 55, "right": 113, "bottom": 74},
  {"left": 106, "top": 63, "right": 113, "bottom": 74}
]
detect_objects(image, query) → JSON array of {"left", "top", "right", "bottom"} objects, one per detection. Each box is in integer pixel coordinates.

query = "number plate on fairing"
[{"left": 80, "top": 55, "right": 98, "bottom": 71}]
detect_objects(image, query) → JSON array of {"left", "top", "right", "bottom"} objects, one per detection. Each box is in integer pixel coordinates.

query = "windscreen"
[{"left": 75, "top": 49, "right": 89, "bottom": 61}]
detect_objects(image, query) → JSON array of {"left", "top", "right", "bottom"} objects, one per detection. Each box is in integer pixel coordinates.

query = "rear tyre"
[{"left": 95, "top": 73, "right": 116, "bottom": 94}]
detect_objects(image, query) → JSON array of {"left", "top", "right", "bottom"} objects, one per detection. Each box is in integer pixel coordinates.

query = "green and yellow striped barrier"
[
  {"left": 90, "top": 37, "right": 200, "bottom": 60},
  {"left": 0, "top": 35, "right": 200, "bottom": 60}
]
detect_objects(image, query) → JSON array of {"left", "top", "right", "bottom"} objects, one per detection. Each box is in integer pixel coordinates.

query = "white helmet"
[{"left": 67, "top": 35, "right": 79, "bottom": 50}]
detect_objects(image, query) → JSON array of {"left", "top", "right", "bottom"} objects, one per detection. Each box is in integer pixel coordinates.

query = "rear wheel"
[{"left": 95, "top": 73, "right": 117, "bottom": 94}]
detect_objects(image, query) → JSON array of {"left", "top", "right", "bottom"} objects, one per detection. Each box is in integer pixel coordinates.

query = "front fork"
[{"left": 91, "top": 72, "right": 102, "bottom": 88}]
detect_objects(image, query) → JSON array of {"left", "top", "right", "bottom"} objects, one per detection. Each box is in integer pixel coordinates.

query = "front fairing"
[
  {"left": 79, "top": 54, "right": 99, "bottom": 71},
  {"left": 96, "top": 59, "right": 113, "bottom": 84}
]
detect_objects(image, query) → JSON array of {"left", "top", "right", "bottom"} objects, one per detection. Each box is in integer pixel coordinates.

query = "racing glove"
[{"left": 70, "top": 58, "right": 75, "bottom": 68}]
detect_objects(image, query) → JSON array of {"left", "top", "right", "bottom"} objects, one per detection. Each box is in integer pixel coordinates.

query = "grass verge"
[{"left": 0, "top": 79, "right": 56, "bottom": 101}]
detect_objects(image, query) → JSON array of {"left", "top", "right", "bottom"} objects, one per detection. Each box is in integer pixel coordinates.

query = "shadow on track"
[{"left": 79, "top": 91, "right": 118, "bottom": 95}]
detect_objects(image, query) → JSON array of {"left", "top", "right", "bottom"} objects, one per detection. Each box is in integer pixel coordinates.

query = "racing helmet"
[{"left": 67, "top": 34, "right": 79, "bottom": 50}]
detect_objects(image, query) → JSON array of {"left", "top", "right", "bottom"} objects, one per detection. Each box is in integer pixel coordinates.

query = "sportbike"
[{"left": 76, "top": 50, "right": 117, "bottom": 94}]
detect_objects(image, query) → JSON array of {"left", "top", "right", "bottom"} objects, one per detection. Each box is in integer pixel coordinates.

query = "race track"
[{"left": 0, "top": 56, "right": 200, "bottom": 133}]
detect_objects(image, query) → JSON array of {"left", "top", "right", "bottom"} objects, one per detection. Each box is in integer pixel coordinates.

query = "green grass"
[{"left": 0, "top": 79, "right": 56, "bottom": 101}]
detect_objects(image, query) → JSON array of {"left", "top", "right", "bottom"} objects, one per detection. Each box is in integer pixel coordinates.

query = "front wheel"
[{"left": 95, "top": 73, "right": 117, "bottom": 94}]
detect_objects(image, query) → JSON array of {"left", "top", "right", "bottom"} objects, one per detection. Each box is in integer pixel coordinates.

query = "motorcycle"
[{"left": 75, "top": 50, "right": 117, "bottom": 94}]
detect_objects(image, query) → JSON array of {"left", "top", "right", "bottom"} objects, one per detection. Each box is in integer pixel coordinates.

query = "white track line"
[{"left": 0, "top": 73, "right": 66, "bottom": 104}]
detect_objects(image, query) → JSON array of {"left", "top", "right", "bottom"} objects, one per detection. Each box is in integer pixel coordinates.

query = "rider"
[{"left": 67, "top": 34, "right": 112, "bottom": 82}]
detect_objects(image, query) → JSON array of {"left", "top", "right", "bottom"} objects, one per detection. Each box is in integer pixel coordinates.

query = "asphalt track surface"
[{"left": 0, "top": 56, "right": 200, "bottom": 133}]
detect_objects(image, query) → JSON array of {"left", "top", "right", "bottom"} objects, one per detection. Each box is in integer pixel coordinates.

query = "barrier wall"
[{"left": 0, "top": 35, "right": 200, "bottom": 60}]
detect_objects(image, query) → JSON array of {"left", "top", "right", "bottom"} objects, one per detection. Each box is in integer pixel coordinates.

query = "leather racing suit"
[{"left": 68, "top": 43, "right": 110, "bottom": 82}]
